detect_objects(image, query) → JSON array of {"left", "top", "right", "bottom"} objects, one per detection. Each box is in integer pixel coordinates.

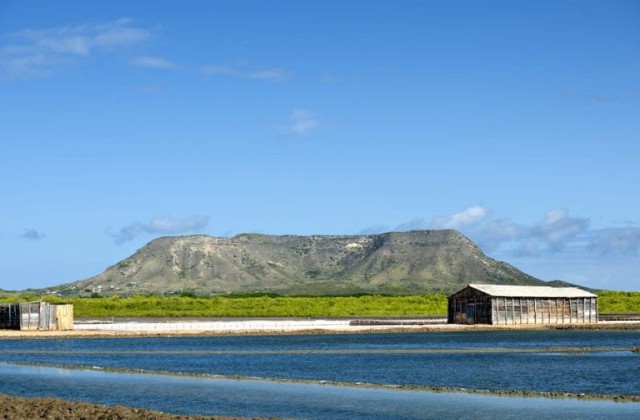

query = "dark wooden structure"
[
  {"left": 0, "top": 302, "right": 73, "bottom": 331},
  {"left": 448, "top": 284, "right": 597, "bottom": 325}
]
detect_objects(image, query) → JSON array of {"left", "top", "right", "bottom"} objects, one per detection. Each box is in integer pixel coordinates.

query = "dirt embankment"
[{"left": 0, "top": 394, "right": 263, "bottom": 420}]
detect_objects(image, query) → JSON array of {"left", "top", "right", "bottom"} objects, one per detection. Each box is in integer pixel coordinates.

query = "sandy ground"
[
  {"left": 0, "top": 320, "right": 638, "bottom": 338},
  {"left": 0, "top": 394, "right": 264, "bottom": 419}
]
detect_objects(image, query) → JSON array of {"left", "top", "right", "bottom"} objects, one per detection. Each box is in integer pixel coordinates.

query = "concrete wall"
[{"left": 74, "top": 319, "right": 351, "bottom": 332}]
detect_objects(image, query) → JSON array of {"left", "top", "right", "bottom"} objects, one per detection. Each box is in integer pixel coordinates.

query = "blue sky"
[{"left": 1, "top": 0, "right": 638, "bottom": 291}]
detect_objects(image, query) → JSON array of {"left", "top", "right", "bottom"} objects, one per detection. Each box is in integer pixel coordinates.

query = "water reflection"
[
  {"left": 0, "top": 331, "right": 638, "bottom": 395},
  {"left": 0, "top": 364, "right": 639, "bottom": 419}
]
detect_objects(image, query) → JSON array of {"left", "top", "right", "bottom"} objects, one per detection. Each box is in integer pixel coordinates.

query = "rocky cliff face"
[{"left": 56, "top": 230, "right": 545, "bottom": 296}]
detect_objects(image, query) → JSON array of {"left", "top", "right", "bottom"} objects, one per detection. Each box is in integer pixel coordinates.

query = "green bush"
[
  {"left": 46, "top": 294, "right": 449, "bottom": 318},
  {"left": 597, "top": 291, "right": 640, "bottom": 313}
]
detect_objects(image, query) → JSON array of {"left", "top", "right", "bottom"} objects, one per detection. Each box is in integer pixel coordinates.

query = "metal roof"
[{"left": 467, "top": 284, "right": 597, "bottom": 298}]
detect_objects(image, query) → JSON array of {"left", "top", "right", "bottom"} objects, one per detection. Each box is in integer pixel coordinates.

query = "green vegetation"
[
  {"left": 0, "top": 291, "right": 42, "bottom": 303},
  {"left": 34, "top": 294, "right": 448, "bottom": 318},
  {"left": 1, "top": 290, "right": 639, "bottom": 318},
  {"left": 597, "top": 291, "right": 640, "bottom": 313}
]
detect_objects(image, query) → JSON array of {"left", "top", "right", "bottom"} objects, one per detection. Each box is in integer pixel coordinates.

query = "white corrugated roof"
[{"left": 468, "top": 284, "right": 597, "bottom": 298}]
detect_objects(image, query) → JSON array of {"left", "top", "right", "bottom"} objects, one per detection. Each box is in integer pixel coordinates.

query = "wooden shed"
[
  {"left": 0, "top": 302, "right": 73, "bottom": 331},
  {"left": 448, "top": 284, "right": 597, "bottom": 325}
]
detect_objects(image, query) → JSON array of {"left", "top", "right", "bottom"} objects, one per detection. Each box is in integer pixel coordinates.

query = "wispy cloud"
[
  {"left": 441, "top": 206, "right": 588, "bottom": 253},
  {"left": 588, "top": 227, "right": 640, "bottom": 255},
  {"left": 431, "top": 205, "right": 489, "bottom": 230},
  {"left": 130, "top": 55, "right": 177, "bottom": 70},
  {"left": 276, "top": 109, "right": 319, "bottom": 138},
  {"left": 387, "top": 205, "right": 591, "bottom": 255},
  {"left": 201, "top": 64, "right": 290, "bottom": 81},
  {"left": 110, "top": 214, "right": 209, "bottom": 244},
  {"left": 474, "top": 218, "right": 524, "bottom": 250},
  {"left": 246, "top": 68, "right": 289, "bottom": 80},
  {"left": 359, "top": 207, "right": 490, "bottom": 236},
  {"left": 1, "top": 18, "right": 152, "bottom": 80},
  {"left": 374, "top": 206, "right": 635, "bottom": 289},
  {"left": 530, "top": 209, "right": 589, "bottom": 251},
  {"left": 357, "top": 225, "right": 390, "bottom": 235},
  {"left": 394, "top": 218, "right": 428, "bottom": 232},
  {"left": 19, "top": 228, "right": 46, "bottom": 241}
]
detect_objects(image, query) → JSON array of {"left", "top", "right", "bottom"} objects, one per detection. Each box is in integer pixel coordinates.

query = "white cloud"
[
  {"left": 431, "top": 205, "right": 489, "bottom": 229},
  {"left": 531, "top": 209, "right": 589, "bottom": 250},
  {"left": 130, "top": 55, "right": 177, "bottom": 70},
  {"left": 246, "top": 68, "right": 289, "bottom": 80},
  {"left": 391, "top": 206, "right": 589, "bottom": 255},
  {"left": 110, "top": 215, "right": 209, "bottom": 244},
  {"left": 446, "top": 207, "right": 588, "bottom": 253},
  {"left": 200, "top": 64, "right": 290, "bottom": 81},
  {"left": 277, "top": 109, "right": 319, "bottom": 138},
  {"left": 474, "top": 219, "right": 523, "bottom": 251},
  {"left": 381, "top": 207, "right": 635, "bottom": 290},
  {"left": 1, "top": 18, "right": 152, "bottom": 80},
  {"left": 287, "top": 119, "right": 318, "bottom": 137}
]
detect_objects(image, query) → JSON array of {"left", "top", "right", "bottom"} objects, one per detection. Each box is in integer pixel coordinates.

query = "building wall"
[
  {"left": 448, "top": 289, "right": 597, "bottom": 325},
  {"left": 448, "top": 287, "right": 493, "bottom": 324},
  {"left": 490, "top": 297, "right": 597, "bottom": 325},
  {"left": 54, "top": 304, "right": 74, "bottom": 330},
  {"left": 0, "top": 302, "right": 74, "bottom": 331},
  {"left": 0, "top": 304, "right": 20, "bottom": 329}
]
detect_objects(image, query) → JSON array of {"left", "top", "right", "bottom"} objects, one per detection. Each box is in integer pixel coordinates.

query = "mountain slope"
[{"left": 54, "top": 230, "right": 546, "bottom": 296}]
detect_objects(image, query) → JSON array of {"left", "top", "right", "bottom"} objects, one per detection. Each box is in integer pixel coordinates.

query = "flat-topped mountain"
[{"left": 54, "top": 230, "right": 547, "bottom": 296}]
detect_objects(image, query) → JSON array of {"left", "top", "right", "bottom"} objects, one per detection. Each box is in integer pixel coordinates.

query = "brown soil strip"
[
  {"left": 0, "top": 321, "right": 639, "bottom": 339},
  {"left": 0, "top": 393, "right": 266, "bottom": 420}
]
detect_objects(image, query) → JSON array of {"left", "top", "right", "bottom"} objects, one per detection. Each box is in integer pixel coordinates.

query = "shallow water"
[
  {"left": 1, "top": 363, "right": 639, "bottom": 419},
  {"left": 0, "top": 330, "right": 639, "bottom": 418},
  {"left": 0, "top": 330, "right": 638, "bottom": 394}
]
